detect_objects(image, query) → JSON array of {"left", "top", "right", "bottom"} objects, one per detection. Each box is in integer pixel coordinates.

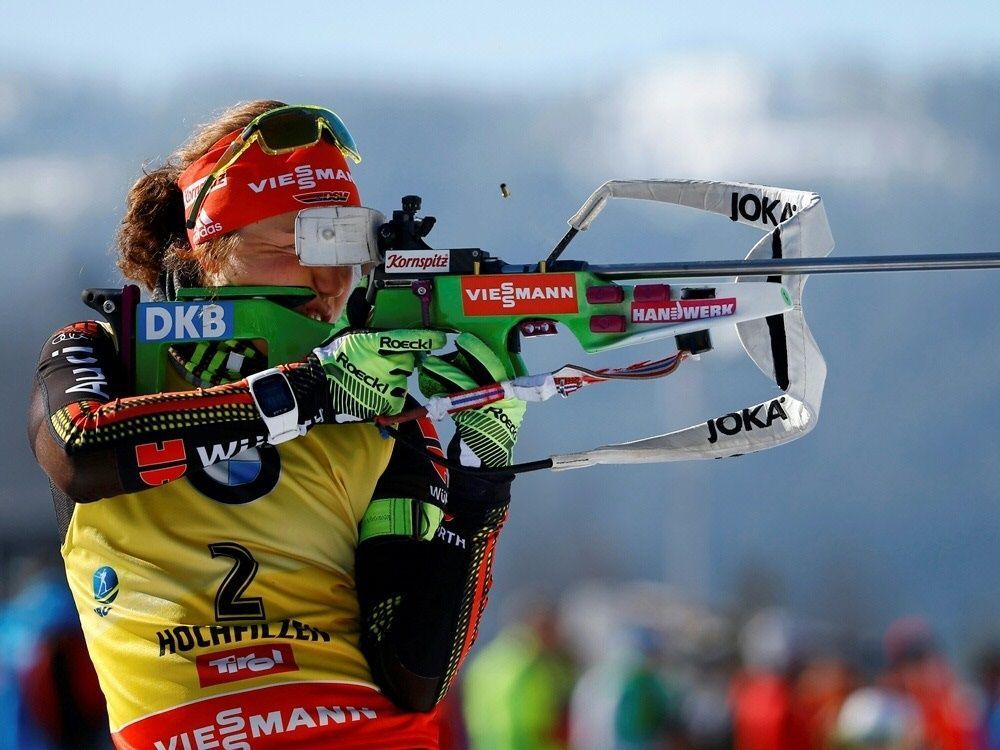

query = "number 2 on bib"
[{"left": 208, "top": 542, "right": 266, "bottom": 621}]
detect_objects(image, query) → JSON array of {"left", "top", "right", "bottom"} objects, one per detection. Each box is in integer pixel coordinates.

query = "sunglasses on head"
[{"left": 185, "top": 105, "right": 361, "bottom": 230}]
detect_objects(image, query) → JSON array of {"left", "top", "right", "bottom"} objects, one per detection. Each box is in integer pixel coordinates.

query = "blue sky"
[{"left": 2, "top": 1, "right": 997, "bottom": 92}]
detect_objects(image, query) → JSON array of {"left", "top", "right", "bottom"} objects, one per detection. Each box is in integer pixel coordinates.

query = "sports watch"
[{"left": 246, "top": 368, "right": 302, "bottom": 445}]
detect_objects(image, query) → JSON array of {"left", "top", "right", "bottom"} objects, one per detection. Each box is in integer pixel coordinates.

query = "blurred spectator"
[
  {"left": 463, "top": 595, "right": 575, "bottom": 750},
  {"left": 729, "top": 609, "right": 801, "bottom": 750},
  {"left": 681, "top": 654, "right": 734, "bottom": 750},
  {"left": 792, "top": 657, "right": 856, "bottom": 749},
  {"left": 569, "top": 626, "right": 685, "bottom": 750},
  {"left": 729, "top": 608, "right": 855, "bottom": 750},
  {"left": 878, "top": 617, "right": 978, "bottom": 750},
  {"left": 0, "top": 559, "right": 108, "bottom": 749},
  {"left": 832, "top": 687, "right": 925, "bottom": 749},
  {"left": 976, "top": 645, "right": 1000, "bottom": 750}
]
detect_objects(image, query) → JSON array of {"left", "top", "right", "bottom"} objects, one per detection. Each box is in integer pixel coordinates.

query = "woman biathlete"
[{"left": 28, "top": 100, "right": 525, "bottom": 749}]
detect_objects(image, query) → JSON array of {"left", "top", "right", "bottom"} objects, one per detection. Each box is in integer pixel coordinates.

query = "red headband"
[{"left": 176, "top": 130, "right": 362, "bottom": 246}]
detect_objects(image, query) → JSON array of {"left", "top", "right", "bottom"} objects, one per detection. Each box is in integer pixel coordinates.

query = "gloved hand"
[
  {"left": 314, "top": 330, "right": 447, "bottom": 422},
  {"left": 418, "top": 333, "right": 526, "bottom": 467}
]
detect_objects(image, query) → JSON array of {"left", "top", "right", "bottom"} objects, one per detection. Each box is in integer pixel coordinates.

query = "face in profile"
[{"left": 208, "top": 210, "right": 358, "bottom": 323}]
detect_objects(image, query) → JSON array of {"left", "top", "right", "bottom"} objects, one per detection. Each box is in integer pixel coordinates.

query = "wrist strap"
[{"left": 359, "top": 498, "right": 444, "bottom": 543}]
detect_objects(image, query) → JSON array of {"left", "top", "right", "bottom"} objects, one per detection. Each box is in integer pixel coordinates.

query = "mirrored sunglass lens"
[
  {"left": 249, "top": 106, "right": 361, "bottom": 162},
  {"left": 312, "top": 111, "right": 360, "bottom": 163},
  {"left": 286, "top": 106, "right": 359, "bottom": 162},
  {"left": 256, "top": 110, "right": 322, "bottom": 152}
]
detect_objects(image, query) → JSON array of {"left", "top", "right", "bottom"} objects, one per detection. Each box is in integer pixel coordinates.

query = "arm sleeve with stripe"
[
  {"left": 33, "top": 321, "right": 328, "bottom": 495},
  {"left": 355, "top": 414, "right": 512, "bottom": 712}
]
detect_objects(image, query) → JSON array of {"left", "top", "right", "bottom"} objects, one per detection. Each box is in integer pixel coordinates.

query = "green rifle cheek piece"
[{"left": 131, "top": 286, "right": 335, "bottom": 394}]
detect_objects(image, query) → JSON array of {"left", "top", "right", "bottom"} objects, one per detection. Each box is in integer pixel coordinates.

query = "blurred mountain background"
[{"left": 1, "top": 53, "right": 997, "bottom": 665}]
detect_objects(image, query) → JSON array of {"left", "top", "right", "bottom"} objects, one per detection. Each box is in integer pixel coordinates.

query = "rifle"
[{"left": 83, "top": 179, "right": 1000, "bottom": 473}]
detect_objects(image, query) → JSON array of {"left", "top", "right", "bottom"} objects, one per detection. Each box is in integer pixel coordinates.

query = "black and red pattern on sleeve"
[
  {"left": 35, "top": 321, "right": 327, "bottom": 494},
  {"left": 356, "top": 413, "right": 512, "bottom": 712}
]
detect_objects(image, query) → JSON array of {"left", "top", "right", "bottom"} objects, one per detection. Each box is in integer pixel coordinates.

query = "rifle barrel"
[{"left": 588, "top": 253, "right": 1000, "bottom": 279}]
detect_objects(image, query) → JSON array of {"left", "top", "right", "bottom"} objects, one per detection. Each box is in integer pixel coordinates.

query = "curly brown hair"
[{"left": 116, "top": 100, "right": 286, "bottom": 291}]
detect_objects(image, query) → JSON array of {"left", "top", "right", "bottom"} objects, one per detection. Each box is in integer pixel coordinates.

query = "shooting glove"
[
  {"left": 418, "top": 333, "right": 526, "bottom": 467},
  {"left": 314, "top": 330, "right": 446, "bottom": 422}
]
